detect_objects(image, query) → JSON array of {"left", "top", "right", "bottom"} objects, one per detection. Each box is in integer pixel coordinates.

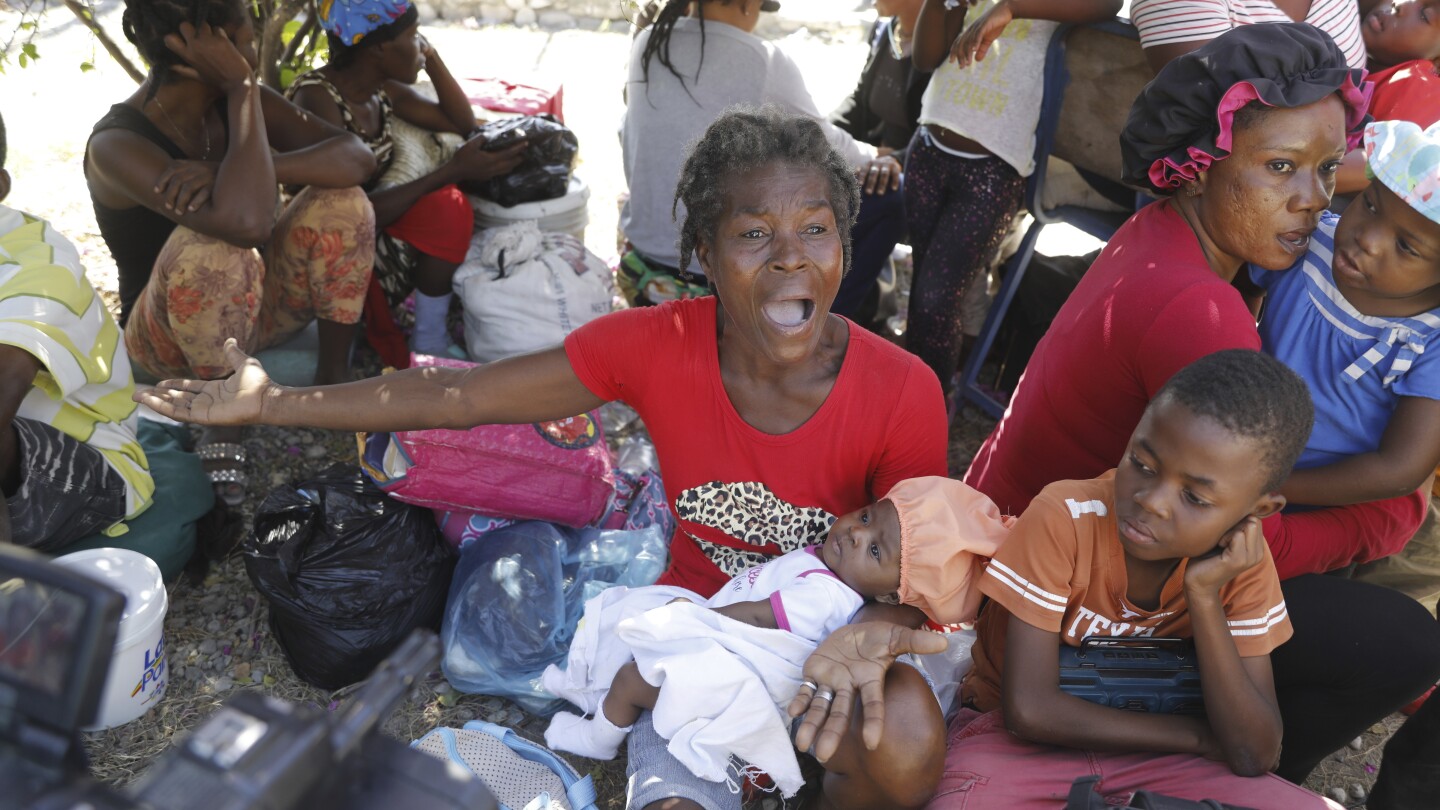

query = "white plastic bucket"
[
  {"left": 472, "top": 174, "right": 590, "bottom": 242},
  {"left": 52, "top": 548, "right": 169, "bottom": 729}
]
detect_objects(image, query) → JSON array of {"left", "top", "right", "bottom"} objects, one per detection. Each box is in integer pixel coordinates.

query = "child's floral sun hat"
[
  {"left": 887, "top": 477, "right": 1014, "bottom": 631},
  {"left": 1365, "top": 120, "right": 1440, "bottom": 226}
]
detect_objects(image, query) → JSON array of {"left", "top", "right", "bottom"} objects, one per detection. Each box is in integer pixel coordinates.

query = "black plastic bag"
[
  {"left": 462, "top": 114, "right": 578, "bottom": 207},
  {"left": 245, "top": 464, "right": 456, "bottom": 689}
]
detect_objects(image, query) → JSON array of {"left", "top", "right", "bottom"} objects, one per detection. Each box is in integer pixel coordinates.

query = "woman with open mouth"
[{"left": 138, "top": 106, "right": 952, "bottom": 810}]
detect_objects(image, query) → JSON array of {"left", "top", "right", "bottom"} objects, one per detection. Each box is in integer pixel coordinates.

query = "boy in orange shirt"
[{"left": 929, "top": 350, "right": 1338, "bottom": 808}]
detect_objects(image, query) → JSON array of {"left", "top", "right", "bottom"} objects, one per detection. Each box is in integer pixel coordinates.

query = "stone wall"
[
  {"left": 416, "top": 0, "right": 622, "bottom": 29},
  {"left": 416, "top": 0, "right": 869, "bottom": 40}
]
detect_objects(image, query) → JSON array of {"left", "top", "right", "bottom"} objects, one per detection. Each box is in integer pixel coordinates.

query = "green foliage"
[
  {"left": 3, "top": 0, "right": 320, "bottom": 87},
  {"left": 277, "top": 13, "right": 329, "bottom": 90}
]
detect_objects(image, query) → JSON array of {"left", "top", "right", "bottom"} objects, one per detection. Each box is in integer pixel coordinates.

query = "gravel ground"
[{"left": 5, "top": 6, "right": 1405, "bottom": 808}]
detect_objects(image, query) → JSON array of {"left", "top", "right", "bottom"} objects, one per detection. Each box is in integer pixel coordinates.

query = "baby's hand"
[{"left": 1184, "top": 517, "right": 1266, "bottom": 595}]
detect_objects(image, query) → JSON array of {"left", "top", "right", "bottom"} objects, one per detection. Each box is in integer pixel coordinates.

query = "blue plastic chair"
[{"left": 957, "top": 19, "right": 1140, "bottom": 419}]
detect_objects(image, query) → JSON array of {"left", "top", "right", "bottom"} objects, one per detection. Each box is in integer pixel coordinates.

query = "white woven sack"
[
  {"left": 454, "top": 220, "right": 615, "bottom": 363},
  {"left": 377, "top": 115, "right": 463, "bottom": 190}
]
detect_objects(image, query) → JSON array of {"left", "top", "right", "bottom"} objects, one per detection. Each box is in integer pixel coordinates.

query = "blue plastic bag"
[{"left": 440, "top": 521, "right": 667, "bottom": 713}]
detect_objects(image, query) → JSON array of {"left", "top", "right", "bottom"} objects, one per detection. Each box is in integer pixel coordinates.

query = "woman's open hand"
[
  {"left": 787, "top": 622, "right": 947, "bottom": 762},
  {"left": 949, "top": 0, "right": 1013, "bottom": 69},
  {"left": 163, "top": 22, "right": 254, "bottom": 93},
  {"left": 135, "top": 339, "right": 275, "bottom": 426}
]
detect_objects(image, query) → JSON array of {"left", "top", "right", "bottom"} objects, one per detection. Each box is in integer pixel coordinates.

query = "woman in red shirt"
[{"left": 140, "top": 106, "right": 950, "bottom": 810}]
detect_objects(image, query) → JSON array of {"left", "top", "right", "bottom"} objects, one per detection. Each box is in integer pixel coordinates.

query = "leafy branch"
[{"left": 3, "top": 0, "right": 326, "bottom": 89}]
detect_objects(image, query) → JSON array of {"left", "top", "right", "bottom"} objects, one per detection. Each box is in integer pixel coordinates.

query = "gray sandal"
[{"left": 196, "top": 442, "right": 248, "bottom": 507}]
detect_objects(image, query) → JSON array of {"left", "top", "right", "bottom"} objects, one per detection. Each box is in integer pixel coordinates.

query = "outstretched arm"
[
  {"left": 1281, "top": 396, "right": 1440, "bottom": 506},
  {"left": 135, "top": 338, "right": 606, "bottom": 432}
]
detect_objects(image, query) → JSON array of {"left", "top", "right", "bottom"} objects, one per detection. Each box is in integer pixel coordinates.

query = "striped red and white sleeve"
[
  {"left": 1131, "top": 0, "right": 1366, "bottom": 68},
  {"left": 978, "top": 490, "right": 1078, "bottom": 634},
  {"left": 1131, "top": 0, "right": 1257, "bottom": 48},
  {"left": 1218, "top": 544, "right": 1294, "bottom": 656}
]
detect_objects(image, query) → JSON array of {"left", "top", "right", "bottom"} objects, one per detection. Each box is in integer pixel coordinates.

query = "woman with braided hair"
[
  {"left": 85, "top": 0, "right": 377, "bottom": 504},
  {"left": 619, "top": 0, "right": 905, "bottom": 321},
  {"left": 140, "top": 106, "right": 952, "bottom": 810}
]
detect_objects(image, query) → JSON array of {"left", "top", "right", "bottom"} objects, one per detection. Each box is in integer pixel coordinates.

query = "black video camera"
[{"left": 0, "top": 544, "right": 497, "bottom": 810}]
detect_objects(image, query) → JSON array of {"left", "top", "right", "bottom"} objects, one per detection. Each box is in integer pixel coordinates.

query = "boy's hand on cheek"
[{"left": 1184, "top": 517, "right": 1266, "bottom": 597}]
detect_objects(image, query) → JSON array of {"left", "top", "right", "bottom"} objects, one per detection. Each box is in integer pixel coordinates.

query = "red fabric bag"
[{"left": 462, "top": 76, "right": 564, "bottom": 123}]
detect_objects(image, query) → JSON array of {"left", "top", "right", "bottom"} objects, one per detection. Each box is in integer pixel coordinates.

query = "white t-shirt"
[
  {"left": 707, "top": 545, "right": 864, "bottom": 643},
  {"left": 621, "top": 18, "right": 875, "bottom": 272},
  {"left": 917, "top": 1, "right": 1057, "bottom": 176}
]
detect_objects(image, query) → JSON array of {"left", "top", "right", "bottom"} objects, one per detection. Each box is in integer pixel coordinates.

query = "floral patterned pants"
[{"left": 125, "top": 186, "right": 375, "bottom": 380}]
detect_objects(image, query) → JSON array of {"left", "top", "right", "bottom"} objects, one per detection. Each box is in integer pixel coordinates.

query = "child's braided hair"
[
  {"left": 673, "top": 105, "right": 861, "bottom": 278},
  {"left": 121, "top": 0, "right": 248, "bottom": 102}
]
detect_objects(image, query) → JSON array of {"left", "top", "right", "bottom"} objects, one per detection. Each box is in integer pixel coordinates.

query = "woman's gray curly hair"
[{"left": 673, "top": 105, "right": 862, "bottom": 278}]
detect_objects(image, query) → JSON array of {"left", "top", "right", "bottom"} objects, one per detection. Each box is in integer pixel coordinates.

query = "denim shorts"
[
  {"left": 7, "top": 417, "right": 127, "bottom": 551},
  {"left": 626, "top": 713, "right": 744, "bottom": 810}
]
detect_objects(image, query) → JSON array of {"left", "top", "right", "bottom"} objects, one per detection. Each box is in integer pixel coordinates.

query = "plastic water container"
[
  {"left": 472, "top": 175, "right": 590, "bottom": 242},
  {"left": 52, "top": 548, "right": 169, "bottom": 729}
]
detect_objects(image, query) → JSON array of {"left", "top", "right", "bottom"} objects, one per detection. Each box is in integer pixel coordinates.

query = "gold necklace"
[
  {"left": 153, "top": 96, "right": 212, "bottom": 160},
  {"left": 888, "top": 17, "right": 915, "bottom": 60}
]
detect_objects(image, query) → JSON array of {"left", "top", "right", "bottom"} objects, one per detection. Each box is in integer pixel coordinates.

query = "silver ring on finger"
[
  {"left": 801, "top": 679, "right": 818, "bottom": 692},
  {"left": 815, "top": 687, "right": 835, "bottom": 703}
]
